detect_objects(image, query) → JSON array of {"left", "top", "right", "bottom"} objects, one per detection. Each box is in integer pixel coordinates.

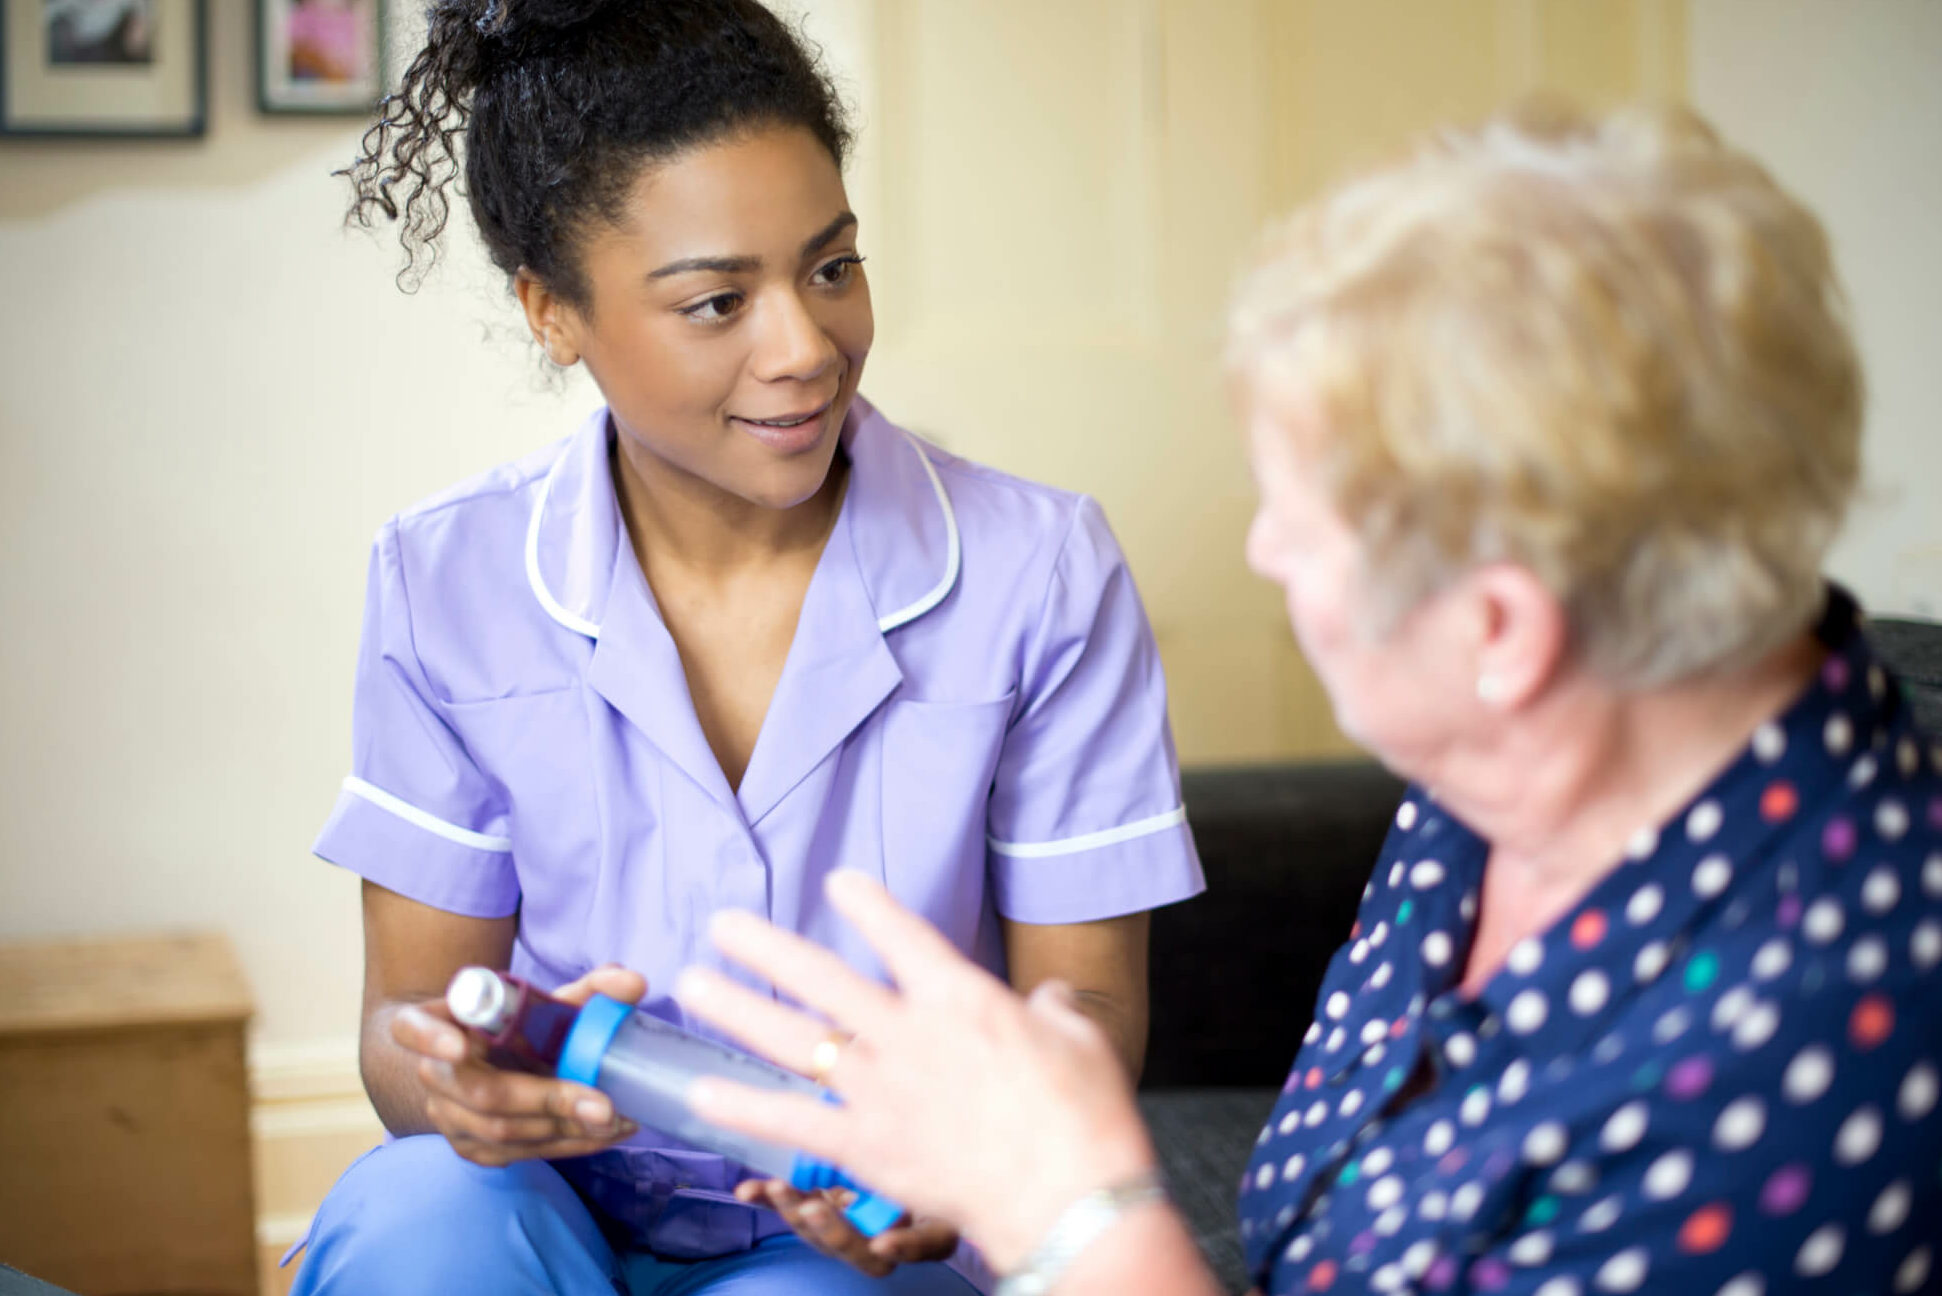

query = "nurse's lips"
[{"left": 731, "top": 398, "right": 835, "bottom": 455}]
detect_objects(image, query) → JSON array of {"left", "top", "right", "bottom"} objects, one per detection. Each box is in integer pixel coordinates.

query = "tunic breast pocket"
[{"left": 877, "top": 693, "right": 1016, "bottom": 951}]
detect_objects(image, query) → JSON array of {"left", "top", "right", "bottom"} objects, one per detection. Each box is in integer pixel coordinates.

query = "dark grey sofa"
[{"left": 1141, "top": 616, "right": 1942, "bottom": 1293}]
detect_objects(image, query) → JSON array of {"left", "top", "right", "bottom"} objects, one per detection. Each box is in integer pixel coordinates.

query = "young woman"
[{"left": 287, "top": 3, "right": 1204, "bottom": 1293}]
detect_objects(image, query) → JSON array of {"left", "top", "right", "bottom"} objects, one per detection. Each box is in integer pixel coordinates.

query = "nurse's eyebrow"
[{"left": 645, "top": 213, "right": 858, "bottom": 282}]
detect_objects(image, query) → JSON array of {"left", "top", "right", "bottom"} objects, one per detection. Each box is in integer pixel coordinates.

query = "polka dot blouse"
[{"left": 1238, "top": 589, "right": 1942, "bottom": 1294}]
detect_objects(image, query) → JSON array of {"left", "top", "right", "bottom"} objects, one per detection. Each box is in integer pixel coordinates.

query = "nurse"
[{"left": 288, "top": 2, "right": 1203, "bottom": 1295}]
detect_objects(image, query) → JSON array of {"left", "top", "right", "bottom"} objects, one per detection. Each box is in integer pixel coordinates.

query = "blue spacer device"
[{"left": 555, "top": 994, "right": 906, "bottom": 1237}]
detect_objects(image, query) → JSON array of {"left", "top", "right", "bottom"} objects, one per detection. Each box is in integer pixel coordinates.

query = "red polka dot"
[
  {"left": 1305, "top": 1067, "right": 1324, "bottom": 1089},
  {"left": 1851, "top": 994, "right": 1895, "bottom": 1049},
  {"left": 1390, "top": 1016, "right": 1409, "bottom": 1038},
  {"left": 1678, "top": 1202, "right": 1733, "bottom": 1253},
  {"left": 1308, "top": 1260, "right": 1338, "bottom": 1291},
  {"left": 1572, "top": 910, "right": 1608, "bottom": 949},
  {"left": 1761, "top": 780, "right": 1799, "bottom": 821},
  {"left": 1350, "top": 921, "right": 1363, "bottom": 939}
]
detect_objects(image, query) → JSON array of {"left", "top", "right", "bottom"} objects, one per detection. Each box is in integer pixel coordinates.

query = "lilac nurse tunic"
[{"left": 312, "top": 396, "right": 1205, "bottom": 1269}]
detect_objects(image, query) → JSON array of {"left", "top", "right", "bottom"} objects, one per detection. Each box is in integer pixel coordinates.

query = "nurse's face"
[
  {"left": 549, "top": 126, "right": 873, "bottom": 512},
  {"left": 1242, "top": 376, "right": 1471, "bottom": 777}
]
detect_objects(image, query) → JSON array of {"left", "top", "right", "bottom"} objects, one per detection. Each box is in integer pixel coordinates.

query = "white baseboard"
[{"left": 249, "top": 1036, "right": 383, "bottom": 1231}]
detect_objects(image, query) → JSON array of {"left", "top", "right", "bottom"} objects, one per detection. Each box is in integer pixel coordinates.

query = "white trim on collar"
[
  {"left": 525, "top": 450, "right": 601, "bottom": 640},
  {"left": 875, "top": 428, "right": 961, "bottom": 633}
]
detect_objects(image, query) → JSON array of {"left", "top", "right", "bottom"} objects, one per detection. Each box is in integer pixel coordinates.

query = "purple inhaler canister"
[{"left": 445, "top": 967, "right": 906, "bottom": 1237}]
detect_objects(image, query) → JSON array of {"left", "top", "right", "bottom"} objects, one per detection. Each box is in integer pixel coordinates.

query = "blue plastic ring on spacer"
[
  {"left": 790, "top": 1151, "right": 905, "bottom": 1236},
  {"left": 556, "top": 993, "right": 631, "bottom": 1087}
]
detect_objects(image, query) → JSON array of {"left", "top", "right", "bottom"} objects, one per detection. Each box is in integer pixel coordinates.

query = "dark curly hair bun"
[{"left": 341, "top": 0, "right": 851, "bottom": 300}]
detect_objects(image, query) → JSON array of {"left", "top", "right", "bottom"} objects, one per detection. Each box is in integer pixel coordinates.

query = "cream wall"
[{"left": 1689, "top": 0, "right": 1942, "bottom": 618}]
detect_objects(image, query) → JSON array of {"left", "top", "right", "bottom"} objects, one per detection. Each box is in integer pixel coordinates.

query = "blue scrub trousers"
[{"left": 289, "top": 1136, "right": 976, "bottom": 1296}]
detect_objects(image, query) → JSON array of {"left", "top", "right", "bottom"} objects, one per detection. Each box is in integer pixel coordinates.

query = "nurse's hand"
[
  {"left": 392, "top": 963, "right": 646, "bottom": 1167},
  {"left": 733, "top": 1179, "right": 961, "bottom": 1277},
  {"left": 675, "top": 872, "right": 1157, "bottom": 1273}
]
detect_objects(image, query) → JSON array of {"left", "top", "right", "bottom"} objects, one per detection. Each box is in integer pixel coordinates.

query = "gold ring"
[{"left": 807, "top": 1031, "right": 847, "bottom": 1087}]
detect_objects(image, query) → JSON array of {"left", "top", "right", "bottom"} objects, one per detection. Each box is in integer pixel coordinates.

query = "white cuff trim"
[
  {"left": 988, "top": 806, "right": 1187, "bottom": 859},
  {"left": 342, "top": 777, "right": 513, "bottom": 853}
]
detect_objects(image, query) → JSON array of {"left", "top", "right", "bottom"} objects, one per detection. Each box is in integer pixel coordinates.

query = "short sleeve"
[
  {"left": 985, "top": 497, "right": 1205, "bottom": 924},
  {"left": 311, "top": 520, "right": 521, "bottom": 918}
]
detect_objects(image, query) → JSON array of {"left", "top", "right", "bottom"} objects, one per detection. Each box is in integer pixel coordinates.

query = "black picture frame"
[
  {"left": 0, "top": 0, "right": 206, "bottom": 138},
  {"left": 255, "top": 0, "right": 385, "bottom": 117}
]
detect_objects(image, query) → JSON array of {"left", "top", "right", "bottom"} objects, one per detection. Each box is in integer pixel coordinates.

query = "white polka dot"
[
  {"left": 1752, "top": 722, "right": 1786, "bottom": 763},
  {"left": 1460, "top": 890, "right": 1479, "bottom": 921},
  {"left": 1895, "top": 1245, "right": 1932, "bottom": 1293},
  {"left": 1278, "top": 1110, "right": 1299, "bottom": 1135},
  {"left": 1325, "top": 1028, "right": 1344, "bottom": 1054},
  {"left": 1350, "top": 938, "right": 1370, "bottom": 965},
  {"left": 1362, "top": 1147, "right": 1394, "bottom": 1177},
  {"left": 1550, "top": 1159, "right": 1597, "bottom": 1194},
  {"left": 1568, "top": 968, "right": 1610, "bottom": 1016},
  {"left": 1450, "top": 1180, "right": 1485, "bottom": 1221},
  {"left": 1635, "top": 941, "right": 1670, "bottom": 982},
  {"left": 1371, "top": 1262, "right": 1406, "bottom": 1291},
  {"left": 1366, "top": 1174, "right": 1404, "bottom": 1211},
  {"left": 1900, "top": 736, "right": 1921, "bottom": 777},
  {"left": 1785, "top": 1046, "right": 1836, "bottom": 1103},
  {"left": 1625, "top": 825, "right": 1659, "bottom": 860},
  {"left": 1509, "top": 1230, "right": 1555, "bottom": 1267},
  {"left": 1411, "top": 859, "right": 1446, "bottom": 889},
  {"left": 1326, "top": 991, "right": 1350, "bottom": 1019},
  {"left": 1693, "top": 854, "right": 1733, "bottom": 899},
  {"left": 1643, "top": 1148, "right": 1693, "bottom": 1200},
  {"left": 1460, "top": 1086, "right": 1491, "bottom": 1126},
  {"left": 1826, "top": 712, "right": 1854, "bottom": 756},
  {"left": 1733, "top": 1000, "right": 1780, "bottom": 1051},
  {"left": 1711, "top": 985, "right": 1755, "bottom": 1031},
  {"left": 1870, "top": 1179, "right": 1912, "bottom": 1234},
  {"left": 1535, "top": 1278, "right": 1580, "bottom": 1296},
  {"left": 1852, "top": 752, "right": 1881, "bottom": 790},
  {"left": 1626, "top": 884, "right": 1664, "bottom": 926},
  {"left": 1253, "top": 1163, "right": 1274, "bottom": 1190},
  {"left": 1305, "top": 1099, "right": 1329, "bottom": 1127},
  {"left": 1580, "top": 1194, "right": 1622, "bottom": 1233},
  {"left": 1687, "top": 800, "right": 1724, "bottom": 842},
  {"left": 1836, "top": 1105, "right": 1883, "bottom": 1164},
  {"left": 1339, "top": 1089, "right": 1364, "bottom": 1118},
  {"left": 1897, "top": 1062, "right": 1938, "bottom": 1121},
  {"left": 1280, "top": 1152, "right": 1305, "bottom": 1181},
  {"left": 1713, "top": 1095, "right": 1766, "bottom": 1151},
  {"left": 1849, "top": 935, "right": 1889, "bottom": 983},
  {"left": 1362, "top": 1042, "right": 1386, "bottom": 1067},
  {"left": 1912, "top": 919, "right": 1942, "bottom": 969},
  {"left": 1370, "top": 920, "right": 1389, "bottom": 947},
  {"left": 1500, "top": 1058, "right": 1533, "bottom": 1104},
  {"left": 1595, "top": 1246, "right": 1650, "bottom": 1292},
  {"left": 1750, "top": 936, "right": 1791, "bottom": 982},
  {"left": 1361, "top": 1019, "right": 1388, "bottom": 1045},
  {"left": 1654, "top": 1005, "right": 1693, "bottom": 1045},
  {"left": 1445, "top": 1032, "right": 1476, "bottom": 1068},
  {"left": 1418, "top": 1189, "right": 1448, "bottom": 1221},
  {"left": 1593, "top": 1033, "right": 1626, "bottom": 1065},
  {"left": 1402, "top": 1240, "right": 1437, "bottom": 1278},
  {"left": 1387, "top": 862, "right": 1406, "bottom": 890},
  {"left": 1285, "top": 1234, "right": 1313, "bottom": 1263},
  {"left": 1508, "top": 988, "right": 1549, "bottom": 1034},
  {"left": 1304, "top": 1021, "right": 1322, "bottom": 1045},
  {"left": 1370, "top": 961, "right": 1393, "bottom": 989},
  {"left": 1877, "top": 798, "right": 1910, "bottom": 841},
  {"left": 1864, "top": 866, "right": 1903, "bottom": 914},
  {"left": 1600, "top": 1100, "right": 1649, "bottom": 1153},
  {"left": 1714, "top": 1276, "right": 1764, "bottom": 1296},
  {"left": 1396, "top": 801, "right": 1419, "bottom": 830},
  {"left": 1508, "top": 938, "right": 1545, "bottom": 976},
  {"left": 1425, "top": 1120, "right": 1455, "bottom": 1156},
  {"left": 1524, "top": 1120, "right": 1568, "bottom": 1166},
  {"left": 1804, "top": 897, "right": 1846, "bottom": 945},
  {"left": 1924, "top": 855, "right": 1942, "bottom": 899},
  {"left": 1795, "top": 1223, "right": 1845, "bottom": 1277}
]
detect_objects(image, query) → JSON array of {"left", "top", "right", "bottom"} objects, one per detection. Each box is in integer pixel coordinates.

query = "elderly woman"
[{"left": 672, "top": 103, "right": 1942, "bottom": 1295}]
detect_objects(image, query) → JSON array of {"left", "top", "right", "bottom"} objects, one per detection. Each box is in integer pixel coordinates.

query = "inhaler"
[{"left": 445, "top": 966, "right": 905, "bottom": 1235}]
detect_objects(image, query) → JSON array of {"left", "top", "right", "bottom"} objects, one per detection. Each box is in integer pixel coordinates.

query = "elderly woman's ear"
[{"left": 1463, "top": 562, "right": 1569, "bottom": 710}]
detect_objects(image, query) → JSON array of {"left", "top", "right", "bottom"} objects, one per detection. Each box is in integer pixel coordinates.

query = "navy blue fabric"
[{"left": 1238, "top": 590, "right": 1942, "bottom": 1295}]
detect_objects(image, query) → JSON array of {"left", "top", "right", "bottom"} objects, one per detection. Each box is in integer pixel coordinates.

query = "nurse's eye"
[
  {"left": 679, "top": 292, "right": 744, "bottom": 323},
  {"left": 811, "top": 255, "right": 865, "bottom": 289}
]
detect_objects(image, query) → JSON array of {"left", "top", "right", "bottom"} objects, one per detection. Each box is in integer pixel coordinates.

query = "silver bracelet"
[{"left": 993, "top": 1169, "right": 1169, "bottom": 1296}]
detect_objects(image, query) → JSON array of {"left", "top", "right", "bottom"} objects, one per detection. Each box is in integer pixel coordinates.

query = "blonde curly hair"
[{"left": 1229, "top": 98, "right": 1863, "bottom": 688}]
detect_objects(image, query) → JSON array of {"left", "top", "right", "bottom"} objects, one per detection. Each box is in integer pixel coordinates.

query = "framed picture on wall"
[
  {"left": 257, "top": 0, "right": 383, "bottom": 116},
  {"left": 0, "top": 0, "right": 206, "bottom": 137}
]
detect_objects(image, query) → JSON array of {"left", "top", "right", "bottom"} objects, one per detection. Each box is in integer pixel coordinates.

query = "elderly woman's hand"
[{"left": 675, "top": 870, "right": 1159, "bottom": 1272}]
